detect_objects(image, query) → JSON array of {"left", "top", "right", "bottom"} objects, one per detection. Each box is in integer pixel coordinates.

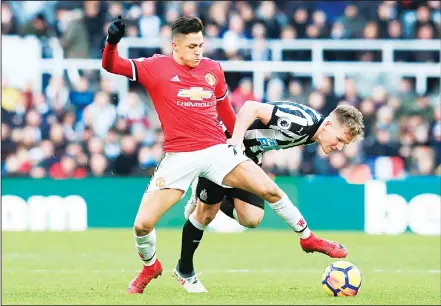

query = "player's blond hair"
[{"left": 331, "top": 104, "right": 365, "bottom": 141}]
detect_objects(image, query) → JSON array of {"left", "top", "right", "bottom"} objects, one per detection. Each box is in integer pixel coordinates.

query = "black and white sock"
[{"left": 178, "top": 213, "right": 206, "bottom": 276}]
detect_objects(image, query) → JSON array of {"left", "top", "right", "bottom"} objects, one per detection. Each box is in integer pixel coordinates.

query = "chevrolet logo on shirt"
[{"left": 177, "top": 87, "right": 213, "bottom": 101}]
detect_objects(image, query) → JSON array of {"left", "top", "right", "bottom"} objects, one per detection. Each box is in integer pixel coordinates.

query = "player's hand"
[
  {"left": 107, "top": 15, "right": 126, "bottom": 45},
  {"left": 227, "top": 138, "right": 245, "bottom": 155}
]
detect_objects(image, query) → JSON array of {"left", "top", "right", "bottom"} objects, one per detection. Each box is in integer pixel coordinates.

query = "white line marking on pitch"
[{"left": 3, "top": 268, "right": 440, "bottom": 274}]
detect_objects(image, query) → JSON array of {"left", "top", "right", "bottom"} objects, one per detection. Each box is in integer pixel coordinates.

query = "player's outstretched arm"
[
  {"left": 230, "top": 100, "right": 274, "bottom": 144},
  {"left": 101, "top": 16, "right": 134, "bottom": 79},
  {"left": 216, "top": 95, "right": 236, "bottom": 135}
]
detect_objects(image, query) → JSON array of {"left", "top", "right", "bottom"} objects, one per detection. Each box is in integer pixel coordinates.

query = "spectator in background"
[
  {"left": 83, "top": 0, "right": 106, "bottom": 59},
  {"left": 376, "top": 2, "right": 394, "bottom": 38},
  {"left": 223, "top": 12, "right": 247, "bottom": 59},
  {"left": 89, "top": 153, "right": 110, "bottom": 177},
  {"left": 49, "top": 154, "right": 87, "bottom": 179},
  {"left": 65, "top": 142, "right": 88, "bottom": 169},
  {"left": 83, "top": 91, "right": 117, "bottom": 139},
  {"left": 328, "top": 151, "right": 348, "bottom": 176},
  {"left": 312, "top": 10, "right": 330, "bottom": 38},
  {"left": 45, "top": 76, "right": 70, "bottom": 111},
  {"left": 256, "top": 1, "right": 284, "bottom": 39},
  {"left": 338, "top": 4, "right": 366, "bottom": 39},
  {"left": 231, "top": 78, "right": 258, "bottom": 111},
  {"left": 361, "top": 21, "right": 380, "bottom": 40},
  {"left": 414, "top": 24, "right": 439, "bottom": 62},
  {"left": 337, "top": 78, "right": 362, "bottom": 108},
  {"left": 409, "top": 146, "right": 436, "bottom": 175},
  {"left": 103, "top": 128, "right": 121, "bottom": 160},
  {"left": 371, "top": 85, "right": 389, "bottom": 109},
  {"left": 395, "top": 78, "right": 417, "bottom": 116},
  {"left": 49, "top": 123, "right": 67, "bottom": 159},
  {"left": 3, "top": 154, "right": 22, "bottom": 177},
  {"left": 307, "top": 91, "right": 327, "bottom": 116},
  {"left": 19, "top": 13, "right": 54, "bottom": 38},
  {"left": 114, "top": 135, "right": 138, "bottom": 176},
  {"left": 207, "top": 1, "right": 228, "bottom": 30},
  {"left": 285, "top": 80, "right": 308, "bottom": 106},
  {"left": 235, "top": 1, "right": 256, "bottom": 37},
  {"left": 100, "top": 78, "right": 119, "bottom": 105},
  {"left": 316, "top": 76, "right": 337, "bottom": 114},
  {"left": 387, "top": 19, "right": 404, "bottom": 41},
  {"left": 38, "top": 140, "right": 56, "bottom": 169},
  {"left": 412, "top": 5, "right": 439, "bottom": 39},
  {"left": 376, "top": 105, "right": 400, "bottom": 140},
  {"left": 280, "top": 25, "right": 302, "bottom": 61},
  {"left": 1, "top": 2, "right": 18, "bottom": 34},
  {"left": 181, "top": 1, "right": 198, "bottom": 17},
  {"left": 363, "top": 126, "right": 400, "bottom": 158},
  {"left": 250, "top": 22, "right": 271, "bottom": 61},
  {"left": 291, "top": 7, "right": 309, "bottom": 38},
  {"left": 313, "top": 145, "right": 332, "bottom": 175},
  {"left": 106, "top": 1, "right": 123, "bottom": 21},
  {"left": 330, "top": 21, "right": 346, "bottom": 39},
  {"left": 139, "top": 1, "right": 161, "bottom": 38},
  {"left": 117, "top": 92, "right": 150, "bottom": 131},
  {"left": 69, "top": 77, "right": 95, "bottom": 121},
  {"left": 306, "top": 23, "right": 321, "bottom": 39},
  {"left": 265, "top": 78, "right": 285, "bottom": 102},
  {"left": 29, "top": 165, "right": 47, "bottom": 178},
  {"left": 59, "top": 9, "right": 90, "bottom": 58},
  {"left": 135, "top": 146, "right": 158, "bottom": 176},
  {"left": 1, "top": 123, "right": 17, "bottom": 162}
]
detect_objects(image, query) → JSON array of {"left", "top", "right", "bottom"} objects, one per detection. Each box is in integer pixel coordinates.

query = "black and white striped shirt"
[{"left": 240, "top": 101, "right": 324, "bottom": 165}]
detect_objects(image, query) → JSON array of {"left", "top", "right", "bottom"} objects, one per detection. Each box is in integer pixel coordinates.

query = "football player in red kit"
[{"left": 102, "top": 16, "right": 348, "bottom": 294}]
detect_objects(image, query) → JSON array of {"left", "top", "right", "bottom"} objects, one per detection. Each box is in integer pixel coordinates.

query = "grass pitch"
[{"left": 2, "top": 229, "right": 440, "bottom": 305}]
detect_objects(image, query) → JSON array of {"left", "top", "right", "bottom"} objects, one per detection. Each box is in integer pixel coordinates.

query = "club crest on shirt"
[
  {"left": 205, "top": 73, "right": 216, "bottom": 86},
  {"left": 277, "top": 117, "right": 292, "bottom": 130},
  {"left": 155, "top": 177, "right": 165, "bottom": 188}
]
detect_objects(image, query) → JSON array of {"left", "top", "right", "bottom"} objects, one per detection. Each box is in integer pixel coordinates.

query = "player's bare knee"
[
  {"left": 194, "top": 209, "right": 216, "bottom": 225},
  {"left": 133, "top": 220, "right": 154, "bottom": 236},
  {"left": 241, "top": 211, "right": 264, "bottom": 228},
  {"left": 259, "top": 183, "right": 282, "bottom": 203}
]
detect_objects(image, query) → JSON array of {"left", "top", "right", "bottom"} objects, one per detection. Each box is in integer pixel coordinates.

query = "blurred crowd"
[
  {"left": 2, "top": 1, "right": 440, "bottom": 60},
  {"left": 2, "top": 1, "right": 441, "bottom": 180}
]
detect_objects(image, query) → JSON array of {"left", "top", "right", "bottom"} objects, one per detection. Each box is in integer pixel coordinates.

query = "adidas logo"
[{"left": 171, "top": 75, "right": 180, "bottom": 82}]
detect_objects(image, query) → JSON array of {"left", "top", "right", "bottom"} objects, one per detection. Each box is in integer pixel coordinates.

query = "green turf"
[{"left": 2, "top": 229, "right": 440, "bottom": 305}]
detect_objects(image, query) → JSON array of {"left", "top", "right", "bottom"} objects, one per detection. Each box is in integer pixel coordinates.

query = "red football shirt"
[{"left": 128, "top": 54, "right": 229, "bottom": 152}]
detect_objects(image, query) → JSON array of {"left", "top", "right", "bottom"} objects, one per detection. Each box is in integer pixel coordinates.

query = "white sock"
[
  {"left": 268, "top": 194, "right": 311, "bottom": 239},
  {"left": 135, "top": 229, "right": 157, "bottom": 266},
  {"left": 189, "top": 213, "right": 207, "bottom": 230},
  {"left": 232, "top": 209, "right": 239, "bottom": 222}
]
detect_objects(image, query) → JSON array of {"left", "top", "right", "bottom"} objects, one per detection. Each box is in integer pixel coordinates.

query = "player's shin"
[
  {"left": 178, "top": 213, "right": 207, "bottom": 275},
  {"left": 268, "top": 193, "right": 311, "bottom": 239},
  {"left": 135, "top": 229, "right": 157, "bottom": 266}
]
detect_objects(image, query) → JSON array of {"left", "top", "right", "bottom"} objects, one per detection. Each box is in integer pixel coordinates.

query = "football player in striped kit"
[{"left": 174, "top": 100, "right": 365, "bottom": 292}]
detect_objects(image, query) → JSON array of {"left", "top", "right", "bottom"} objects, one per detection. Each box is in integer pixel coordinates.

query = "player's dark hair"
[{"left": 171, "top": 16, "right": 204, "bottom": 37}]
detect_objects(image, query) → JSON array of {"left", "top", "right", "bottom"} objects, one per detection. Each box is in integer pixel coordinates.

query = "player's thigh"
[
  {"left": 196, "top": 177, "right": 226, "bottom": 205},
  {"left": 222, "top": 159, "right": 282, "bottom": 202},
  {"left": 145, "top": 152, "right": 200, "bottom": 194},
  {"left": 192, "top": 177, "right": 225, "bottom": 225},
  {"left": 201, "top": 144, "right": 249, "bottom": 188},
  {"left": 135, "top": 188, "right": 184, "bottom": 231},
  {"left": 228, "top": 188, "right": 264, "bottom": 228},
  {"left": 137, "top": 151, "right": 202, "bottom": 228}
]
